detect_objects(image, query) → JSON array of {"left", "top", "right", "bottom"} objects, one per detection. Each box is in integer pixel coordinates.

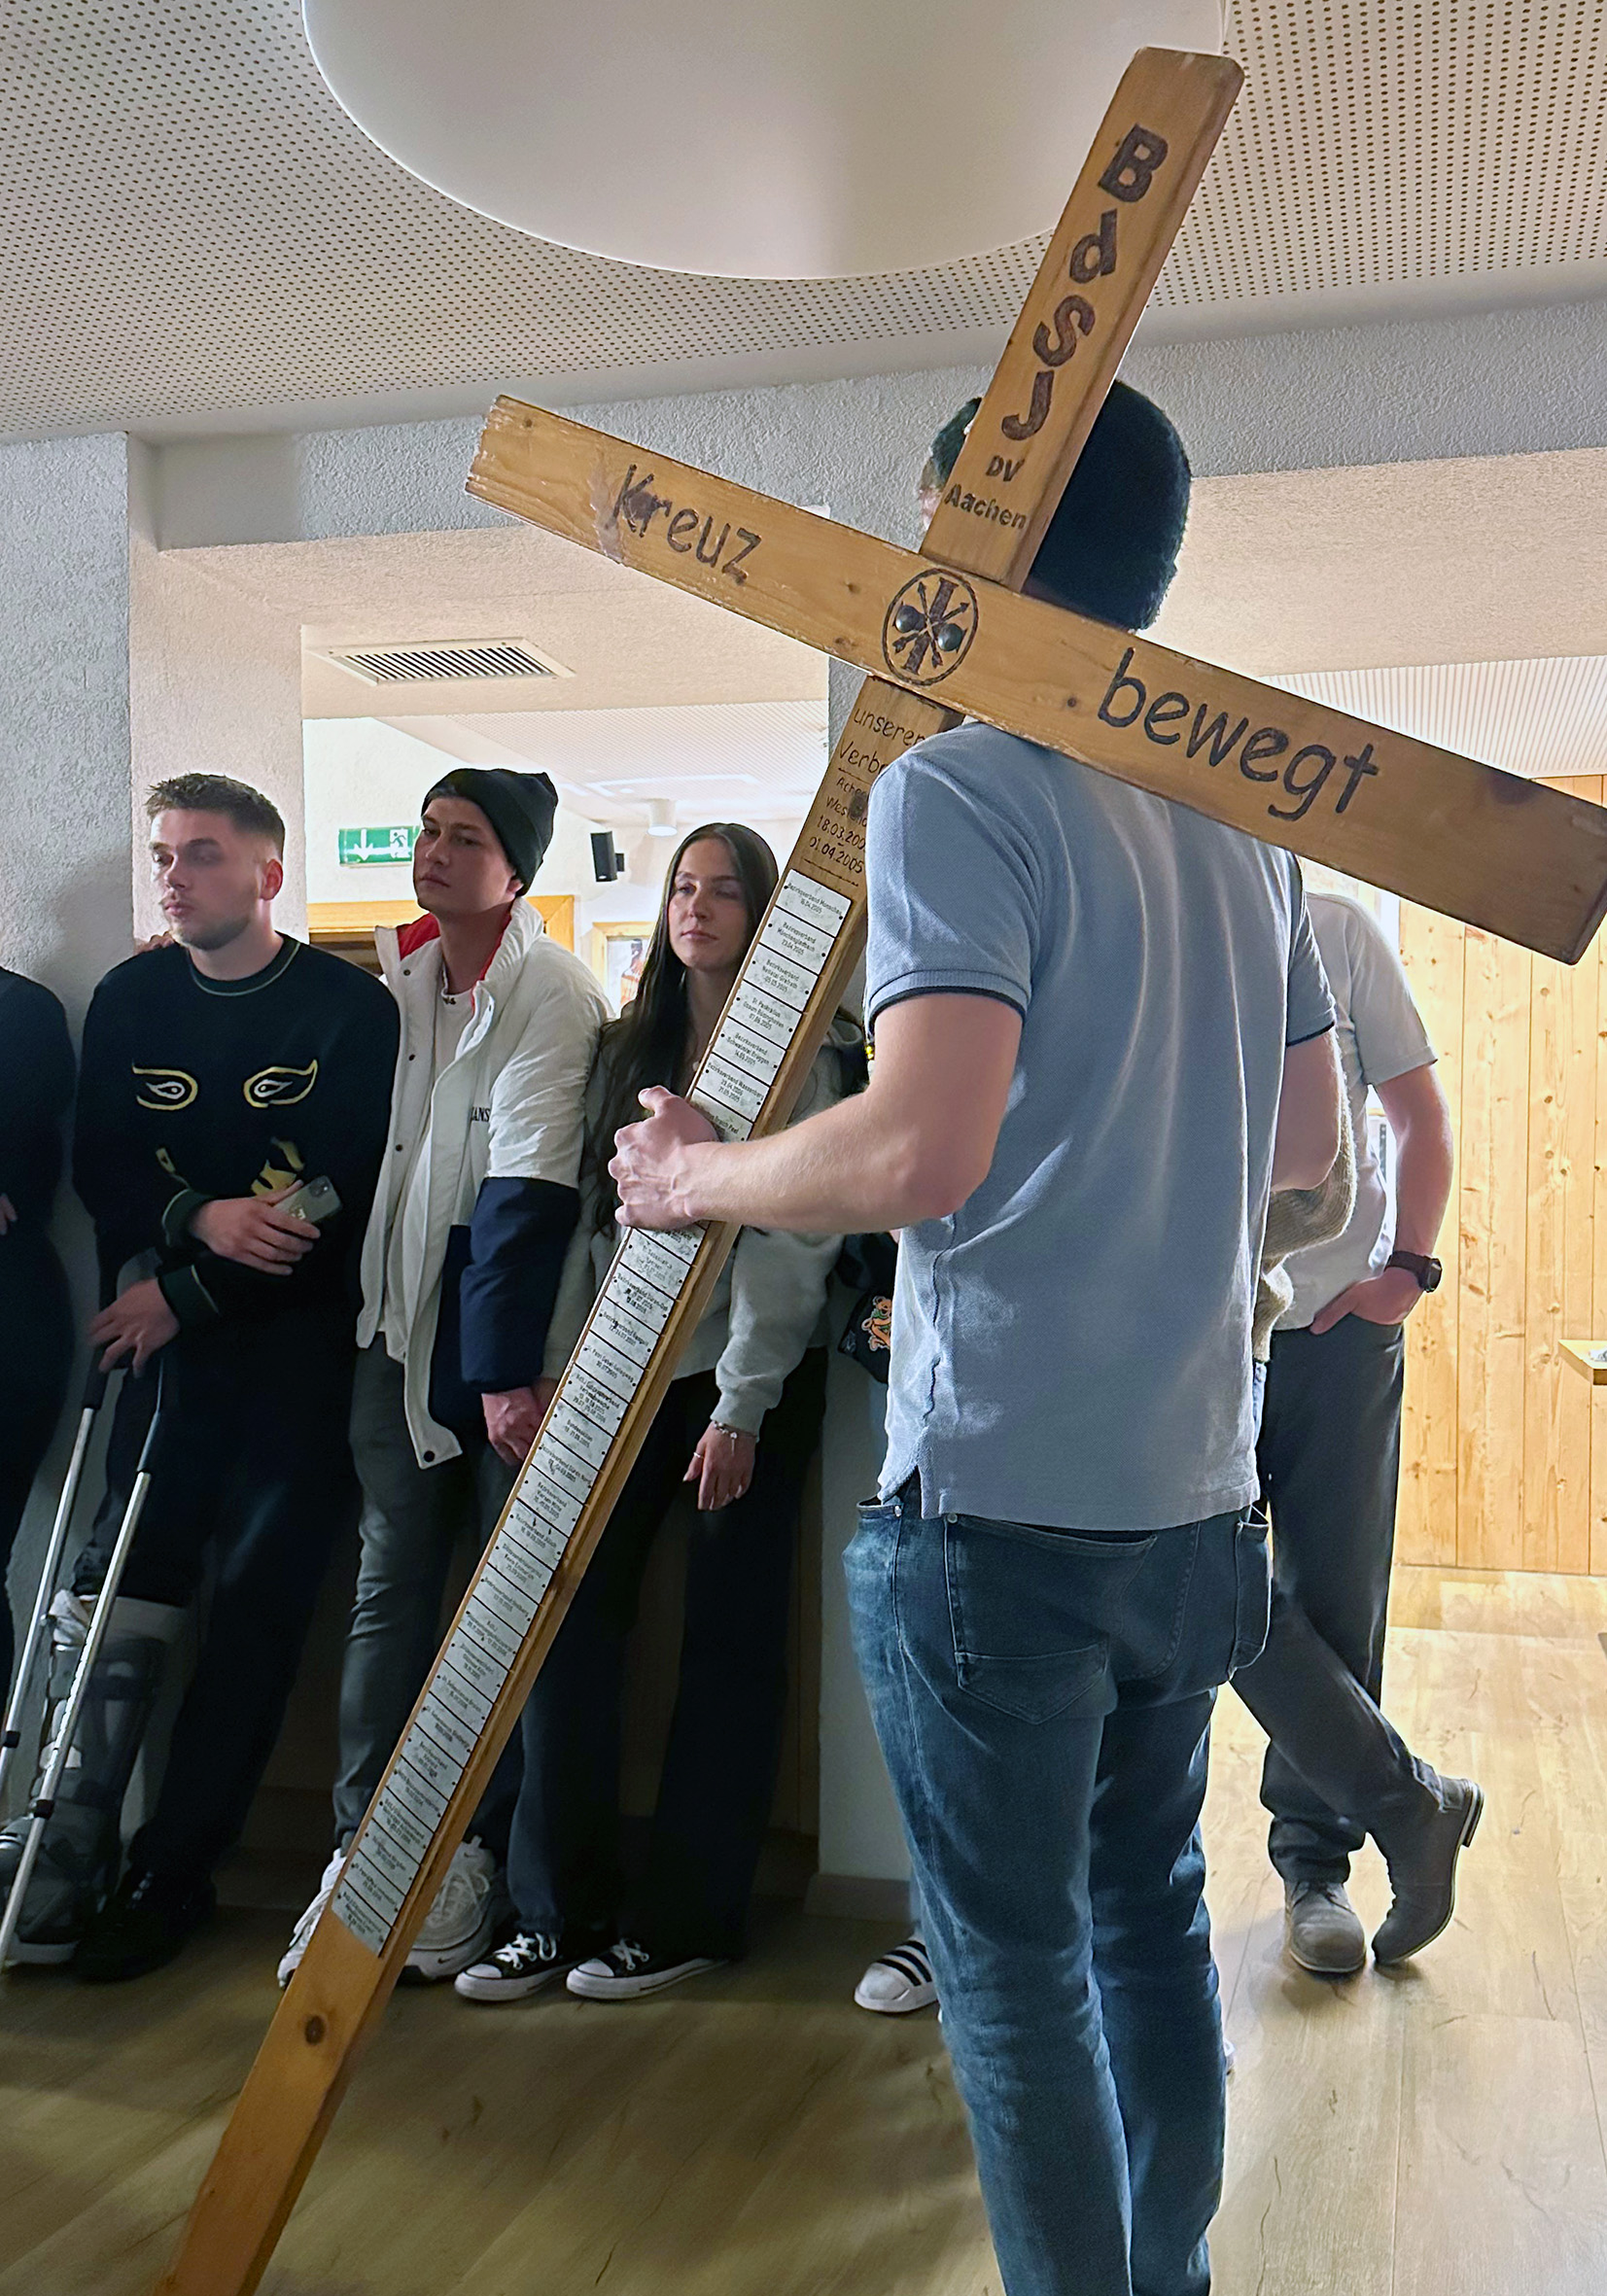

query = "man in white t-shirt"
[{"left": 1237, "top": 891, "right": 1480, "bottom": 1978}]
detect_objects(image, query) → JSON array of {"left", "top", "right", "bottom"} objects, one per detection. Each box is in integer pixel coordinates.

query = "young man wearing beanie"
[
  {"left": 280, "top": 767, "right": 607, "bottom": 1986},
  {"left": 609, "top": 382, "right": 1344, "bottom": 2296}
]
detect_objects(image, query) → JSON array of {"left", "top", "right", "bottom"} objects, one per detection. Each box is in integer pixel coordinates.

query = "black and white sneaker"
[
  {"left": 565, "top": 1937, "right": 725, "bottom": 2000},
  {"left": 854, "top": 1935, "right": 936, "bottom": 2014},
  {"left": 454, "top": 1931, "right": 580, "bottom": 2003}
]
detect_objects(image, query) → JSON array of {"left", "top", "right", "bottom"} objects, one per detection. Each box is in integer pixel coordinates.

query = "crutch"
[
  {"left": 0, "top": 1353, "right": 114, "bottom": 1811},
  {"left": 0, "top": 1356, "right": 167, "bottom": 1972}
]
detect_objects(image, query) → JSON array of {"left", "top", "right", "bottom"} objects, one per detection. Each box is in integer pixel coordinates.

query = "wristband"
[{"left": 1385, "top": 1249, "right": 1442, "bottom": 1294}]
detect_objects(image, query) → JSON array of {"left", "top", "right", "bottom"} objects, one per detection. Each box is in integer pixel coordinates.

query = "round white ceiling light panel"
[{"left": 303, "top": 1, "right": 1225, "bottom": 280}]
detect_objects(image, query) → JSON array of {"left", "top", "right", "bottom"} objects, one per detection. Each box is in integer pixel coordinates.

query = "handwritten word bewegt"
[{"left": 1097, "top": 648, "right": 1380, "bottom": 823}]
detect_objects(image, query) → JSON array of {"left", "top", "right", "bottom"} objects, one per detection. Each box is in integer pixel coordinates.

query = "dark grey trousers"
[
  {"left": 1236, "top": 1313, "right": 1438, "bottom": 1887},
  {"left": 333, "top": 1343, "right": 520, "bottom": 1852}
]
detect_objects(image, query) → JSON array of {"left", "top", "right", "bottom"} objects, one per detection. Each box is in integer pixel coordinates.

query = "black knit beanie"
[
  {"left": 422, "top": 767, "right": 558, "bottom": 891},
  {"left": 926, "top": 379, "right": 1190, "bottom": 631}
]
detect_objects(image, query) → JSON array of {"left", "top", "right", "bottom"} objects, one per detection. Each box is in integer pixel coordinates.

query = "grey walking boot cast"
[{"left": 0, "top": 1589, "right": 182, "bottom": 1962}]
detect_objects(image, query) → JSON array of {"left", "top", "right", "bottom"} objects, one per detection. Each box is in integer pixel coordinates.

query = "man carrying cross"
[
  {"left": 158, "top": 46, "right": 1607, "bottom": 2296},
  {"left": 610, "top": 380, "right": 1343, "bottom": 2296}
]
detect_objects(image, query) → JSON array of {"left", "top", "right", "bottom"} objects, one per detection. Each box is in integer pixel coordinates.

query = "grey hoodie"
[{"left": 542, "top": 1011, "right": 863, "bottom": 1434}]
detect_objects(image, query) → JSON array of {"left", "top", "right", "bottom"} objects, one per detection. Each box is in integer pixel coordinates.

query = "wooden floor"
[{"left": 4, "top": 1565, "right": 1607, "bottom": 2294}]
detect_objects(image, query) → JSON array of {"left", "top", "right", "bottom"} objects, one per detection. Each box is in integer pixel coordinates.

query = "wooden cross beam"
[
  {"left": 156, "top": 46, "right": 1592, "bottom": 2293},
  {"left": 469, "top": 410, "right": 1607, "bottom": 965}
]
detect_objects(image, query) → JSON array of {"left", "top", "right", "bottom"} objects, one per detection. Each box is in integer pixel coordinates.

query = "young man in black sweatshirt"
[{"left": 0, "top": 773, "right": 397, "bottom": 1980}]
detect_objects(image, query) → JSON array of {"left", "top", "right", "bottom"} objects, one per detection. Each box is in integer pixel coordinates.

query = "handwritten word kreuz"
[{"left": 611, "top": 464, "right": 760, "bottom": 583}]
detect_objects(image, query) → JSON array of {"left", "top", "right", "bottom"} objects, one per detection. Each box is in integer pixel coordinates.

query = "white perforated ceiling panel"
[
  {"left": 1161, "top": 2, "right": 1607, "bottom": 312},
  {"left": 1, "top": 3, "right": 1603, "bottom": 439},
  {"left": 1270, "top": 655, "right": 1607, "bottom": 780}
]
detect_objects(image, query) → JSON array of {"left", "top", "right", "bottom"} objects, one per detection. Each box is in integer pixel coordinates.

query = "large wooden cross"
[{"left": 157, "top": 48, "right": 1607, "bottom": 2294}]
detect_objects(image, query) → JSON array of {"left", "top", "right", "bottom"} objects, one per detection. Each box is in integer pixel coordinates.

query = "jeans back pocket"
[{"left": 944, "top": 1517, "right": 1151, "bottom": 1725}]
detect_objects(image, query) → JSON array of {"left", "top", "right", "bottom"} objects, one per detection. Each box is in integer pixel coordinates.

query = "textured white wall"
[
  {"left": 0, "top": 433, "right": 133, "bottom": 1738},
  {"left": 129, "top": 449, "right": 306, "bottom": 939},
  {"left": 154, "top": 293, "right": 1607, "bottom": 556},
  {"left": 304, "top": 715, "right": 465, "bottom": 906},
  {"left": 0, "top": 435, "right": 133, "bottom": 1018},
  {"left": 1127, "top": 296, "right": 1607, "bottom": 477}
]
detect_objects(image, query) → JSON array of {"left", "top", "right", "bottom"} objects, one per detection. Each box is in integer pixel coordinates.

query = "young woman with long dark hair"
[{"left": 455, "top": 822, "right": 862, "bottom": 2003}]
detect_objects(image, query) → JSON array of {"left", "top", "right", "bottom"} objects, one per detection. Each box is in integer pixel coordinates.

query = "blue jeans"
[{"left": 847, "top": 1490, "right": 1270, "bottom": 2296}]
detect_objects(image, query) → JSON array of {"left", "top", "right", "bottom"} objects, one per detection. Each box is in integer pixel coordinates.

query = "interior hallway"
[{"left": 4, "top": 1563, "right": 1605, "bottom": 2296}]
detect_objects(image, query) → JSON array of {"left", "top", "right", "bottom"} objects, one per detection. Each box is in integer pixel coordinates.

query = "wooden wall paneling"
[
  {"left": 1592, "top": 869, "right": 1607, "bottom": 1573},
  {"left": 1533, "top": 778, "right": 1603, "bottom": 1575},
  {"left": 1452, "top": 926, "right": 1492, "bottom": 1572},
  {"left": 1546, "top": 778, "right": 1602, "bottom": 1573},
  {"left": 1542, "top": 789, "right": 1607, "bottom": 1580},
  {"left": 1397, "top": 904, "right": 1465, "bottom": 1565},
  {"left": 1523, "top": 947, "right": 1585, "bottom": 1570},
  {"left": 1558, "top": 930, "right": 1598, "bottom": 1573},
  {"left": 1400, "top": 785, "right": 1607, "bottom": 1576},
  {"left": 1486, "top": 929, "right": 1538, "bottom": 1571},
  {"left": 533, "top": 894, "right": 576, "bottom": 951},
  {"left": 1456, "top": 928, "right": 1533, "bottom": 1569}
]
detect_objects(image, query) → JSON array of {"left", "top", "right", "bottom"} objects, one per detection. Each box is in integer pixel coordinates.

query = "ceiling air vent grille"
[{"left": 325, "top": 640, "right": 565, "bottom": 684}]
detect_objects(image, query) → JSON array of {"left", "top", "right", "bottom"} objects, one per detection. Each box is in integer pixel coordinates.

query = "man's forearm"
[
  {"left": 677, "top": 1091, "right": 939, "bottom": 1234},
  {"left": 617, "top": 994, "right": 1019, "bottom": 1236},
  {"left": 1392, "top": 1116, "right": 1453, "bottom": 1256}
]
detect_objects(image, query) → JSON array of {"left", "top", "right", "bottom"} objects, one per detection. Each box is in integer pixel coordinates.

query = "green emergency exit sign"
[{"left": 338, "top": 825, "right": 418, "bottom": 866}]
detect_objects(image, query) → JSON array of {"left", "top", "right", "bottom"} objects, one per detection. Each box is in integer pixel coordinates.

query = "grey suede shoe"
[
  {"left": 1372, "top": 1777, "right": 1485, "bottom": 1966},
  {"left": 1285, "top": 1881, "right": 1367, "bottom": 1975}
]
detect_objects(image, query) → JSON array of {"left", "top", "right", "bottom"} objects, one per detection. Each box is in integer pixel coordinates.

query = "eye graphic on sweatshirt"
[
  {"left": 133, "top": 1065, "right": 198, "bottom": 1110},
  {"left": 243, "top": 1061, "right": 319, "bottom": 1109}
]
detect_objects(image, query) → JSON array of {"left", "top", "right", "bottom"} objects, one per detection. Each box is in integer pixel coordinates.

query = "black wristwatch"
[{"left": 1387, "top": 1250, "right": 1443, "bottom": 1293}]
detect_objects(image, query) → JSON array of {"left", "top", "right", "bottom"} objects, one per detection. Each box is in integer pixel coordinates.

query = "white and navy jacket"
[{"left": 358, "top": 900, "right": 609, "bottom": 1467}]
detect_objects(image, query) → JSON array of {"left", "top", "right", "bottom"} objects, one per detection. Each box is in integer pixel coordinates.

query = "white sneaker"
[
  {"left": 403, "top": 1838, "right": 497, "bottom": 1982},
  {"left": 278, "top": 1847, "right": 346, "bottom": 1988},
  {"left": 854, "top": 1935, "right": 936, "bottom": 2014}
]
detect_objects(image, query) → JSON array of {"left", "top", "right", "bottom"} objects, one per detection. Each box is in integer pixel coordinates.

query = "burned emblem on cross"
[{"left": 881, "top": 570, "right": 979, "bottom": 685}]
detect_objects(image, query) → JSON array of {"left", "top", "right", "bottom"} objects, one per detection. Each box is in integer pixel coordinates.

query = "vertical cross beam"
[{"left": 154, "top": 48, "right": 1240, "bottom": 2296}]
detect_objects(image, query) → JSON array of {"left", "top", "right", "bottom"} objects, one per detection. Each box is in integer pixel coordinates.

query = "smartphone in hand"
[{"left": 276, "top": 1175, "right": 342, "bottom": 1225}]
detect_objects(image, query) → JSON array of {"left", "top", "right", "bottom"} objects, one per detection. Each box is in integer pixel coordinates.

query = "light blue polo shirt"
[{"left": 866, "top": 723, "right": 1335, "bottom": 1533}]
